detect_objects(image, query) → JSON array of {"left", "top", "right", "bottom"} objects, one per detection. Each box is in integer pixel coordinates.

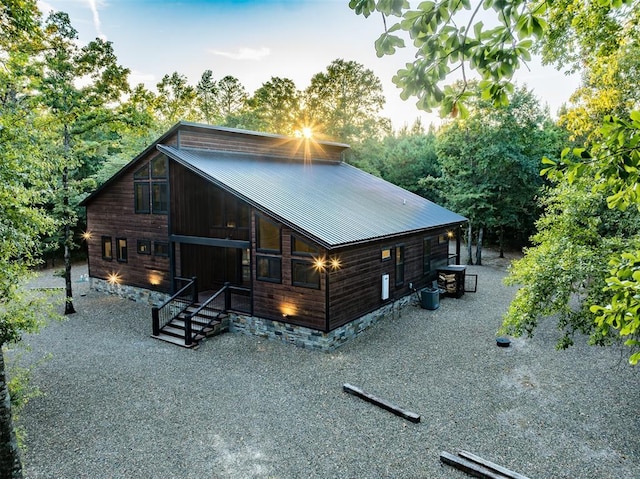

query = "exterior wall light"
[{"left": 107, "top": 272, "right": 121, "bottom": 285}]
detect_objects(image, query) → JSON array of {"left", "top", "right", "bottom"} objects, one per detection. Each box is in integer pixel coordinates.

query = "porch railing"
[{"left": 152, "top": 276, "right": 198, "bottom": 336}]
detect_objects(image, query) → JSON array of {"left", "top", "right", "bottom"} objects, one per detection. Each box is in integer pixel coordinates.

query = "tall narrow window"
[
  {"left": 395, "top": 245, "right": 405, "bottom": 286},
  {"left": 423, "top": 237, "right": 432, "bottom": 275},
  {"left": 152, "top": 183, "right": 168, "bottom": 213},
  {"left": 102, "top": 236, "right": 113, "bottom": 260},
  {"left": 116, "top": 238, "right": 128, "bottom": 262}
]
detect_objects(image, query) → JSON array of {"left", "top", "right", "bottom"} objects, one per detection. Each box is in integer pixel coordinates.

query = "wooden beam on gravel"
[
  {"left": 342, "top": 383, "right": 421, "bottom": 423},
  {"left": 458, "top": 450, "right": 531, "bottom": 479},
  {"left": 440, "top": 450, "right": 531, "bottom": 479}
]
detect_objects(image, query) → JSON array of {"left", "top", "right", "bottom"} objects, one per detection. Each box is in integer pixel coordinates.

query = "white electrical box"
[{"left": 381, "top": 273, "right": 390, "bottom": 300}]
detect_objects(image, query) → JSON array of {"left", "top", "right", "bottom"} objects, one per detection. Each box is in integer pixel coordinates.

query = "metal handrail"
[{"left": 152, "top": 277, "right": 197, "bottom": 336}]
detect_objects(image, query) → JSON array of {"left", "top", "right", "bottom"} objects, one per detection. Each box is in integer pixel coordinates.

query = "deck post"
[
  {"left": 152, "top": 307, "right": 159, "bottom": 336},
  {"left": 224, "top": 281, "right": 231, "bottom": 310},
  {"left": 191, "top": 276, "right": 198, "bottom": 303},
  {"left": 184, "top": 313, "right": 192, "bottom": 346}
]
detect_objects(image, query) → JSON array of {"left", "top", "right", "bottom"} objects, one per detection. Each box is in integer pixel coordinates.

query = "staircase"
[
  {"left": 151, "top": 278, "right": 230, "bottom": 348},
  {"left": 152, "top": 304, "right": 228, "bottom": 348}
]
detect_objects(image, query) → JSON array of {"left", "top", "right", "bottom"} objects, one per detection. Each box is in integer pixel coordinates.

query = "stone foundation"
[
  {"left": 91, "top": 278, "right": 418, "bottom": 351},
  {"left": 229, "top": 293, "right": 416, "bottom": 351},
  {"left": 91, "top": 278, "right": 169, "bottom": 307}
]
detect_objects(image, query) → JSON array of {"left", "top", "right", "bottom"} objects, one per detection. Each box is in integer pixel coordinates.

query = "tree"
[
  {"left": 430, "top": 85, "right": 561, "bottom": 261},
  {"left": 196, "top": 69, "right": 220, "bottom": 125},
  {"left": 351, "top": 0, "right": 640, "bottom": 363},
  {"left": 304, "top": 59, "right": 389, "bottom": 143},
  {"left": 155, "top": 71, "right": 197, "bottom": 126},
  {"left": 217, "top": 75, "right": 248, "bottom": 124},
  {"left": 349, "top": 0, "right": 637, "bottom": 115},
  {"left": 38, "top": 11, "right": 130, "bottom": 315},
  {"left": 0, "top": 2, "right": 57, "bottom": 476},
  {"left": 249, "top": 77, "right": 301, "bottom": 135}
]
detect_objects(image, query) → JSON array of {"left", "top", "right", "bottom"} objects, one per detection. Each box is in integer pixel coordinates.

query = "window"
[
  {"left": 134, "top": 183, "right": 150, "bottom": 213},
  {"left": 257, "top": 255, "right": 281, "bottom": 283},
  {"left": 292, "top": 260, "right": 320, "bottom": 289},
  {"left": 257, "top": 215, "right": 281, "bottom": 252},
  {"left": 395, "top": 245, "right": 404, "bottom": 286},
  {"left": 101, "top": 236, "right": 112, "bottom": 260},
  {"left": 381, "top": 248, "right": 391, "bottom": 261},
  {"left": 134, "top": 155, "right": 168, "bottom": 215},
  {"left": 116, "top": 238, "right": 128, "bottom": 262},
  {"left": 423, "top": 237, "right": 432, "bottom": 275},
  {"left": 151, "top": 155, "right": 167, "bottom": 178},
  {"left": 242, "top": 248, "right": 251, "bottom": 284},
  {"left": 152, "top": 183, "right": 168, "bottom": 213},
  {"left": 292, "top": 236, "right": 318, "bottom": 256},
  {"left": 154, "top": 242, "right": 169, "bottom": 257},
  {"left": 137, "top": 240, "right": 151, "bottom": 255}
]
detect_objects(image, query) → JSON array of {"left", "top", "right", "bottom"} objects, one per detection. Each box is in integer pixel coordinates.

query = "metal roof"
[{"left": 159, "top": 144, "right": 467, "bottom": 249}]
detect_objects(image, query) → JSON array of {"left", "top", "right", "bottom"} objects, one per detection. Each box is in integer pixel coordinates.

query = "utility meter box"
[{"left": 381, "top": 274, "right": 390, "bottom": 300}]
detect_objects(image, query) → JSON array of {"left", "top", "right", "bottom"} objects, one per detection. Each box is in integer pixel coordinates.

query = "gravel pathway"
[{"left": 13, "top": 255, "right": 640, "bottom": 479}]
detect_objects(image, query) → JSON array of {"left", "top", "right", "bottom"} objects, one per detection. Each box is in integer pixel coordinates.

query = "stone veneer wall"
[
  {"left": 91, "top": 278, "right": 418, "bottom": 351},
  {"left": 91, "top": 278, "right": 170, "bottom": 306}
]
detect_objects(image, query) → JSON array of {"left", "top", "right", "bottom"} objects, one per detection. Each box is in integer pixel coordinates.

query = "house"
[{"left": 80, "top": 121, "right": 467, "bottom": 350}]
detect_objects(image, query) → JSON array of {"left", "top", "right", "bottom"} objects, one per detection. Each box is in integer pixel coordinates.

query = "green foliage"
[
  {"left": 429, "top": 85, "right": 563, "bottom": 246},
  {"left": 304, "top": 59, "right": 390, "bottom": 143},
  {"left": 501, "top": 178, "right": 639, "bottom": 350},
  {"left": 351, "top": 0, "right": 637, "bottom": 117}
]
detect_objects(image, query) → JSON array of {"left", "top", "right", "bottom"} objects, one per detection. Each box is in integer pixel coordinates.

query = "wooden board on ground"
[
  {"left": 440, "top": 450, "right": 530, "bottom": 479},
  {"left": 342, "top": 383, "right": 421, "bottom": 423}
]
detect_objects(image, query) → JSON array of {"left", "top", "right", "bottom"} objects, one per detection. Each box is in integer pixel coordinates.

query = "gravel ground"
[{"left": 13, "top": 252, "right": 640, "bottom": 479}]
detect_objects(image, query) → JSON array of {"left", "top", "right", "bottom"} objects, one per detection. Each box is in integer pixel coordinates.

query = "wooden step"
[{"left": 151, "top": 333, "right": 199, "bottom": 349}]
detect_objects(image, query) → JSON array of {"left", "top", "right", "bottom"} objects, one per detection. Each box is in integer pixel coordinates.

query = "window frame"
[
  {"left": 292, "top": 259, "right": 321, "bottom": 289},
  {"left": 423, "top": 237, "right": 432, "bottom": 276},
  {"left": 116, "top": 237, "right": 128, "bottom": 263},
  {"left": 134, "top": 183, "right": 151, "bottom": 214},
  {"left": 256, "top": 255, "right": 282, "bottom": 283},
  {"left": 395, "top": 244, "right": 405, "bottom": 286},
  {"left": 292, "top": 235, "right": 318, "bottom": 257},
  {"left": 101, "top": 236, "right": 113, "bottom": 261},
  {"left": 381, "top": 247, "right": 392, "bottom": 261},
  {"left": 137, "top": 239, "right": 151, "bottom": 255},
  {"left": 151, "top": 182, "right": 168, "bottom": 214},
  {"left": 256, "top": 215, "right": 281, "bottom": 254},
  {"left": 153, "top": 241, "right": 169, "bottom": 257}
]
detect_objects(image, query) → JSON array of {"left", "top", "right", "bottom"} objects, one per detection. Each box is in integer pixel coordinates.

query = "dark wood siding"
[
  {"left": 171, "top": 162, "right": 250, "bottom": 241},
  {"left": 327, "top": 227, "right": 452, "bottom": 330},
  {"left": 86, "top": 150, "right": 170, "bottom": 292},
  {"left": 177, "top": 126, "right": 344, "bottom": 162},
  {"left": 251, "top": 214, "right": 327, "bottom": 331}
]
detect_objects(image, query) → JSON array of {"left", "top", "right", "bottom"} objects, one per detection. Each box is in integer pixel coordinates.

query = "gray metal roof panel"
[{"left": 159, "top": 145, "right": 467, "bottom": 248}]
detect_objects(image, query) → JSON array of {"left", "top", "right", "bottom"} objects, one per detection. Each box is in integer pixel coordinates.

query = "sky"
[{"left": 37, "top": 0, "right": 582, "bottom": 130}]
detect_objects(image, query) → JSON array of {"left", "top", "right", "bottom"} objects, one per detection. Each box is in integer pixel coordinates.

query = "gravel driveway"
[{"left": 14, "top": 254, "right": 640, "bottom": 478}]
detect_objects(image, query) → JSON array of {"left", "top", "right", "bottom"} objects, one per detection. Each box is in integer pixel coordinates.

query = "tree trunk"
[
  {"left": 476, "top": 226, "right": 483, "bottom": 266},
  {"left": 499, "top": 227, "right": 505, "bottom": 258},
  {"left": 63, "top": 127, "right": 75, "bottom": 315},
  {"left": 0, "top": 349, "right": 23, "bottom": 479},
  {"left": 466, "top": 223, "right": 474, "bottom": 265}
]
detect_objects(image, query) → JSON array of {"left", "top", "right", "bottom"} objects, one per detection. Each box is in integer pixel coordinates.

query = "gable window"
[
  {"left": 137, "top": 240, "right": 151, "bottom": 255},
  {"left": 257, "top": 255, "right": 281, "bottom": 283},
  {"left": 257, "top": 215, "right": 281, "bottom": 253},
  {"left": 292, "top": 236, "right": 318, "bottom": 256},
  {"left": 134, "top": 154, "right": 168, "bottom": 215},
  {"left": 116, "top": 238, "right": 128, "bottom": 262},
  {"left": 292, "top": 259, "right": 320, "bottom": 289},
  {"left": 395, "top": 245, "right": 405, "bottom": 286},
  {"left": 102, "top": 236, "right": 112, "bottom": 260},
  {"left": 423, "top": 237, "right": 432, "bottom": 275},
  {"left": 154, "top": 241, "right": 169, "bottom": 257}
]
